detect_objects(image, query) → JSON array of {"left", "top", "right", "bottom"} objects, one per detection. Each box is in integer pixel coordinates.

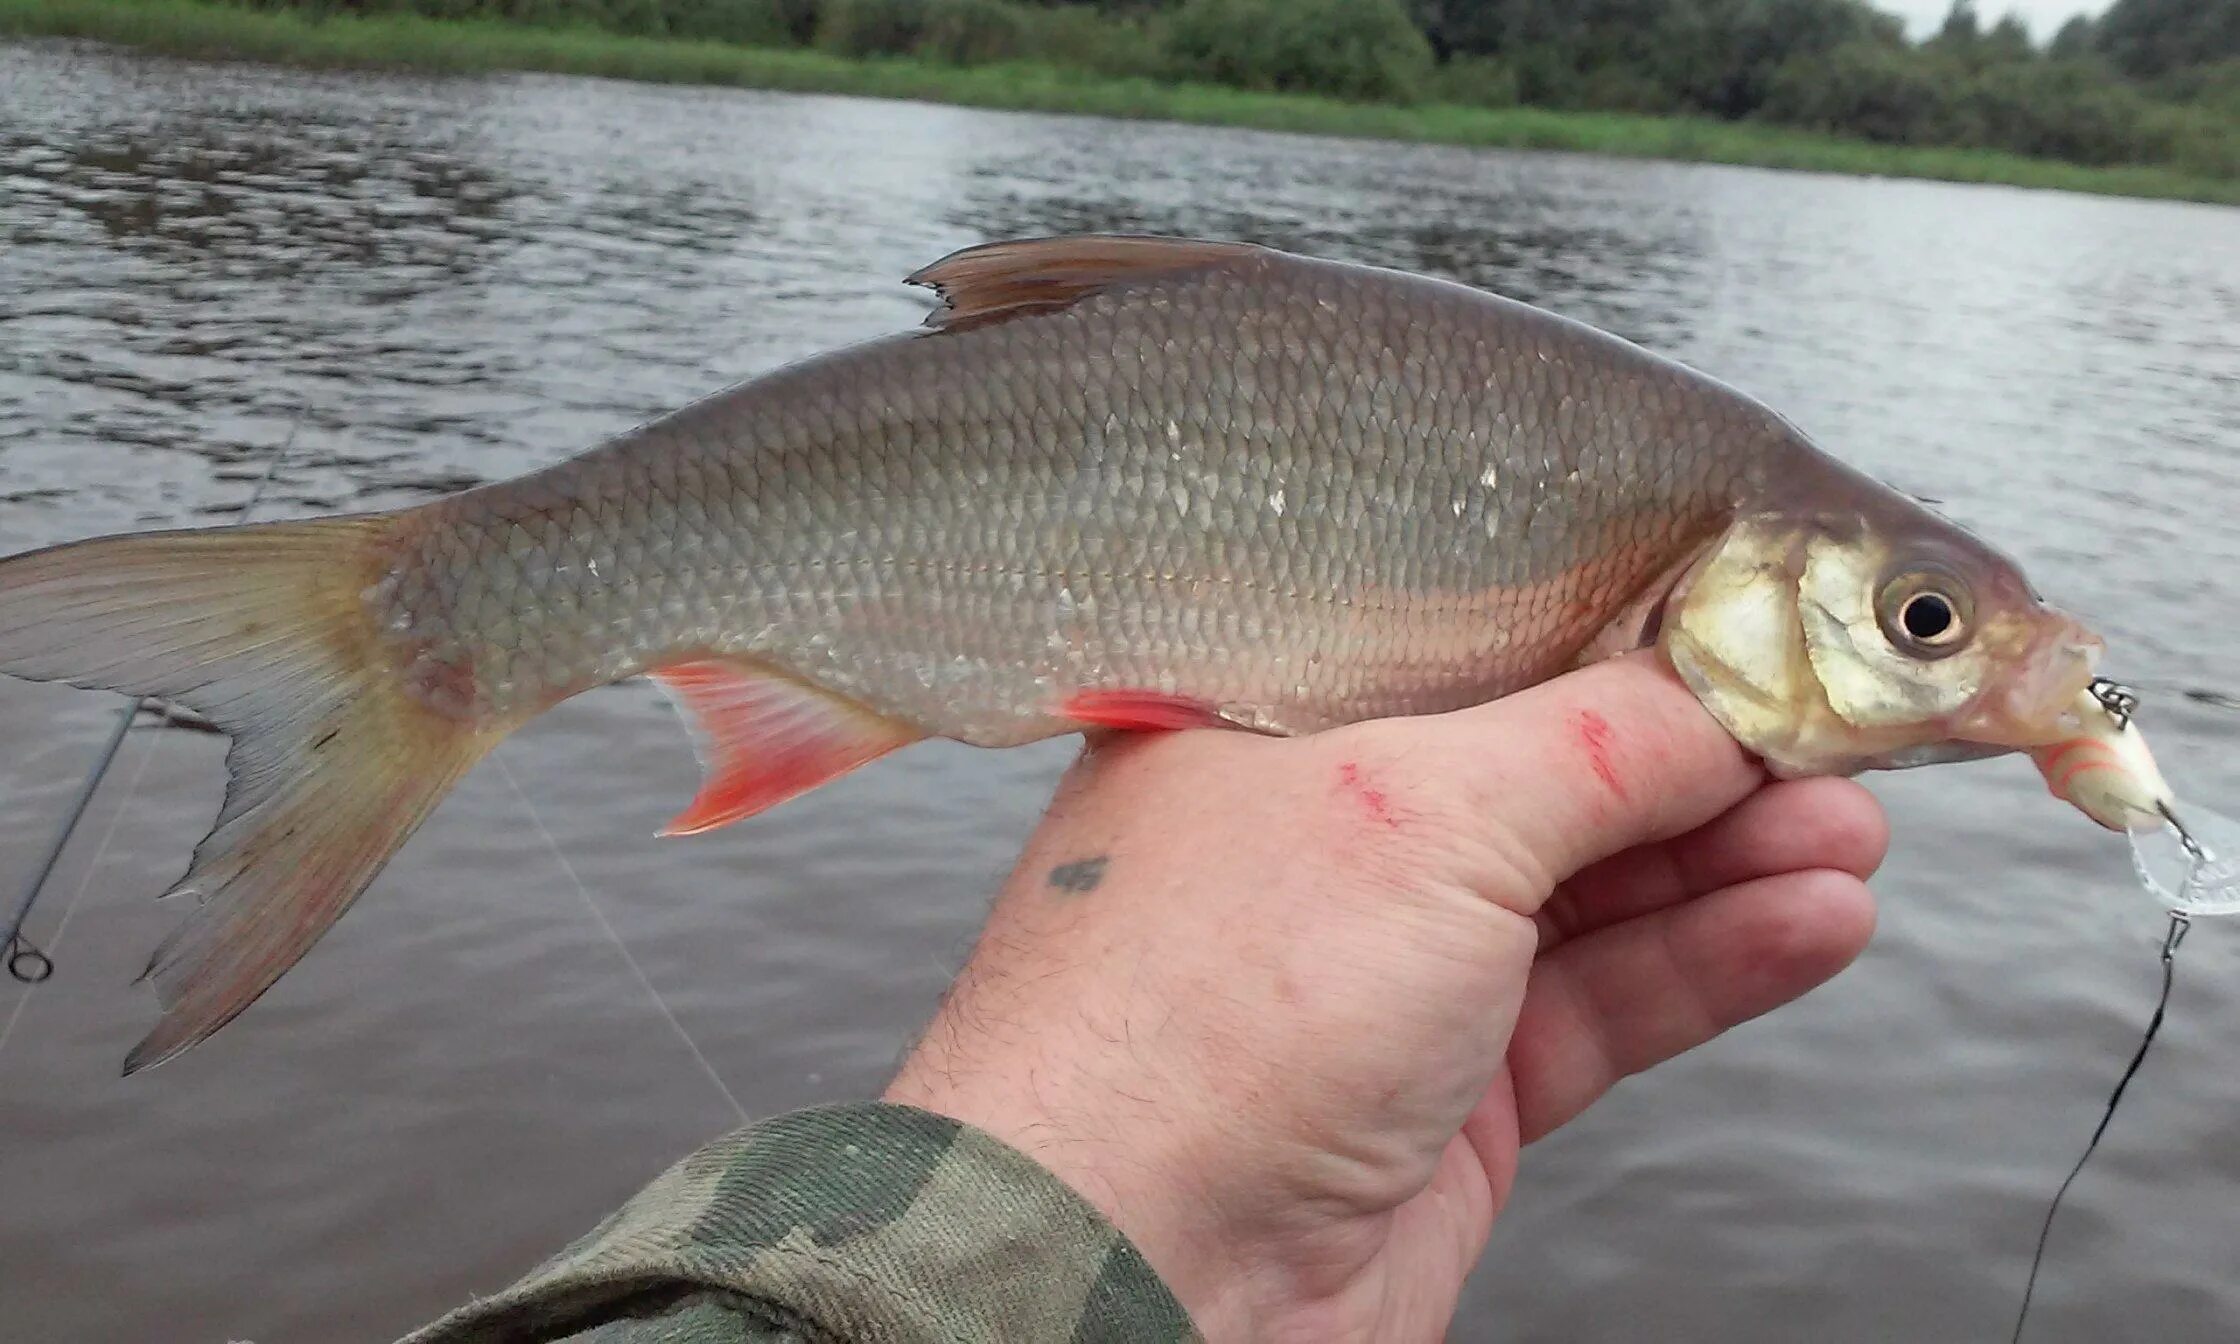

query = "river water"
[{"left": 2, "top": 39, "right": 2237, "bottom": 1343}]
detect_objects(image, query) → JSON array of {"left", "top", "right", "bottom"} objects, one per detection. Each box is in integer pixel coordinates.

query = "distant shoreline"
[{"left": 6, "top": 0, "right": 2235, "bottom": 207}]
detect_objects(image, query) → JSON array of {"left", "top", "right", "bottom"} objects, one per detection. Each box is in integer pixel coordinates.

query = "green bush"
[
  {"left": 1423, "top": 53, "right": 1518, "bottom": 108},
  {"left": 2157, "top": 104, "right": 2240, "bottom": 177},
  {"left": 1762, "top": 39, "right": 1955, "bottom": 144},
  {"left": 1017, "top": 2, "right": 1169, "bottom": 78},
  {"left": 813, "top": 0, "right": 1040, "bottom": 64},
  {"left": 1950, "top": 58, "right": 2170, "bottom": 165},
  {"left": 813, "top": 0, "right": 917, "bottom": 56},
  {"left": 1663, "top": 0, "right": 1906, "bottom": 119},
  {"left": 770, "top": 0, "right": 819, "bottom": 42},
  {"left": 1165, "top": 0, "right": 1432, "bottom": 102},
  {"left": 917, "top": 0, "right": 1025, "bottom": 63},
  {"left": 1760, "top": 39, "right": 2234, "bottom": 169},
  {"left": 180, "top": 0, "right": 2240, "bottom": 180},
  {"left": 1576, "top": 61, "right": 1678, "bottom": 115},
  {"left": 664, "top": 0, "right": 792, "bottom": 44},
  {"left": 2097, "top": 0, "right": 2240, "bottom": 81},
  {"left": 1505, "top": 40, "right": 1589, "bottom": 108},
  {"left": 2157, "top": 57, "right": 2240, "bottom": 117}
]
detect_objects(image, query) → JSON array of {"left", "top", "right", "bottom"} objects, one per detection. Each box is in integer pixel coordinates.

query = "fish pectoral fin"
[
  {"left": 650, "top": 657, "right": 921, "bottom": 837},
  {"left": 1061, "top": 689, "right": 1239, "bottom": 733},
  {"left": 908, "top": 235, "right": 1260, "bottom": 334}
]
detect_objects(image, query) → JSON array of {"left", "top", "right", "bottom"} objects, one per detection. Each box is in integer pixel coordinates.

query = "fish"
[{"left": 0, "top": 235, "right": 2104, "bottom": 1072}]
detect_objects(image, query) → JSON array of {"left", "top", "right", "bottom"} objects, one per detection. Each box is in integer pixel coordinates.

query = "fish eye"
[
  {"left": 1902, "top": 592, "right": 1955, "bottom": 641},
  {"left": 1877, "top": 570, "right": 1973, "bottom": 659}
]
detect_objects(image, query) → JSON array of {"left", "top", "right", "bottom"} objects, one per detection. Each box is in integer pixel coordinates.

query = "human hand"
[{"left": 885, "top": 653, "right": 1886, "bottom": 1342}]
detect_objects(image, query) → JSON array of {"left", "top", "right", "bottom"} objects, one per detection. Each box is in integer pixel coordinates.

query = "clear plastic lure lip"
[{"left": 2130, "top": 804, "right": 2240, "bottom": 918}]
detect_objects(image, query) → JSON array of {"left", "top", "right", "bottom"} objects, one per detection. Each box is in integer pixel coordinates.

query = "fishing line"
[
  {"left": 493, "top": 752, "right": 749, "bottom": 1127},
  {"left": 2009, "top": 908, "right": 2190, "bottom": 1344},
  {"left": 3, "top": 416, "right": 301, "bottom": 988}
]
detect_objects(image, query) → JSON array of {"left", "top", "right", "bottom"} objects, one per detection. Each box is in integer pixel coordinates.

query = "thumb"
[{"left": 1391, "top": 652, "right": 1766, "bottom": 907}]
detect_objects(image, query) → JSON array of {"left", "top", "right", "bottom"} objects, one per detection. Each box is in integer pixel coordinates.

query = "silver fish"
[{"left": 0, "top": 235, "right": 2100, "bottom": 1070}]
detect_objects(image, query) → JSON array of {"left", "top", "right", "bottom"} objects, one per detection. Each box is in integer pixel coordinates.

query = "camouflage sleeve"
[{"left": 399, "top": 1102, "right": 1202, "bottom": 1344}]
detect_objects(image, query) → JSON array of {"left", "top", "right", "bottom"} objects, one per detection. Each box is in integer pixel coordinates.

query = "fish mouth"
[{"left": 1951, "top": 613, "right": 2104, "bottom": 749}]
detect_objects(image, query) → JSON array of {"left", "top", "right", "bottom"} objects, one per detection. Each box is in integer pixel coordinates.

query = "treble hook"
[
  {"left": 2156, "top": 798, "right": 2210, "bottom": 866},
  {"left": 2090, "top": 676, "right": 2139, "bottom": 731}
]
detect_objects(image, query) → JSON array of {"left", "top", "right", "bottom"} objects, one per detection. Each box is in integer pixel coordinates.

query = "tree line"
[{"left": 259, "top": 0, "right": 2239, "bottom": 176}]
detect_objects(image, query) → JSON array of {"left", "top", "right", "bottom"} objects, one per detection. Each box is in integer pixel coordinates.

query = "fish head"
[{"left": 1660, "top": 502, "right": 2102, "bottom": 778}]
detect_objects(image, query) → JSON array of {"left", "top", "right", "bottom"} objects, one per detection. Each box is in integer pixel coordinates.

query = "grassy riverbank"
[{"left": 5, "top": 0, "right": 2236, "bottom": 205}]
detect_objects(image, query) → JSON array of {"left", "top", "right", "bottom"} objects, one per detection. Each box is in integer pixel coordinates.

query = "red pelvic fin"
[
  {"left": 1061, "top": 689, "right": 1233, "bottom": 733},
  {"left": 650, "top": 657, "right": 920, "bottom": 836}
]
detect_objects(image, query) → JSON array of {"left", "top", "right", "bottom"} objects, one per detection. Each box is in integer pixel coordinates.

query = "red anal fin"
[
  {"left": 650, "top": 657, "right": 920, "bottom": 837},
  {"left": 1062, "top": 689, "right": 1235, "bottom": 733}
]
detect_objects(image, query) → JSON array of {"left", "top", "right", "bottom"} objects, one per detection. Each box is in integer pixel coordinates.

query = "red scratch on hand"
[
  {"left": 1336, "top": 761, "right": 1399, "bottom": 829},
  {"left": 1573, "top": 710, "right": 1629, "bottom": 802}
]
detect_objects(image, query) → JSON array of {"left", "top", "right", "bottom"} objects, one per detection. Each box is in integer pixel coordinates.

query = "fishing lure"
[{"left": 2032, "top": 678, "right": 2240, "bottom": 915}]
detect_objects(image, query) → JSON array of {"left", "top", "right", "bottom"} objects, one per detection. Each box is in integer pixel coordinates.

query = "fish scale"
[
  {"left": 389, "top": 247, "right": 1750, "bottom": 741},
  {"left": 0, "top": 234, "right": 2099, "bottom": 1069}
]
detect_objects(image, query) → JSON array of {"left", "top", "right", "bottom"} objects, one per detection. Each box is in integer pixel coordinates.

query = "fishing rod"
[
  {"left": 3, "top": 422, "right": 300, "bottom": 986},
  {"left": 3, "top": 703, "right": 137, "bottom": 983}
]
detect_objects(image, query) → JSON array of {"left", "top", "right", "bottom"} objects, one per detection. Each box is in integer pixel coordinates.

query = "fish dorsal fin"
[
  {"left": 650, "top": 656, "right": 921, "bottom": 836},
  {"left": 909, "top": 235, "right": 1262, "bottom": 333}
]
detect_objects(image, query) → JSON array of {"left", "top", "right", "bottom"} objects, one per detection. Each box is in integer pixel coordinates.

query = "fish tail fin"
[{"left": 0, "top": 518, "right": 500, "bottom": 1073}]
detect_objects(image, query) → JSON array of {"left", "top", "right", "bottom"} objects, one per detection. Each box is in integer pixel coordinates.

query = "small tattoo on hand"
[{"left": 1047, "top": 856, "right": 1109, "bottom": 894}]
